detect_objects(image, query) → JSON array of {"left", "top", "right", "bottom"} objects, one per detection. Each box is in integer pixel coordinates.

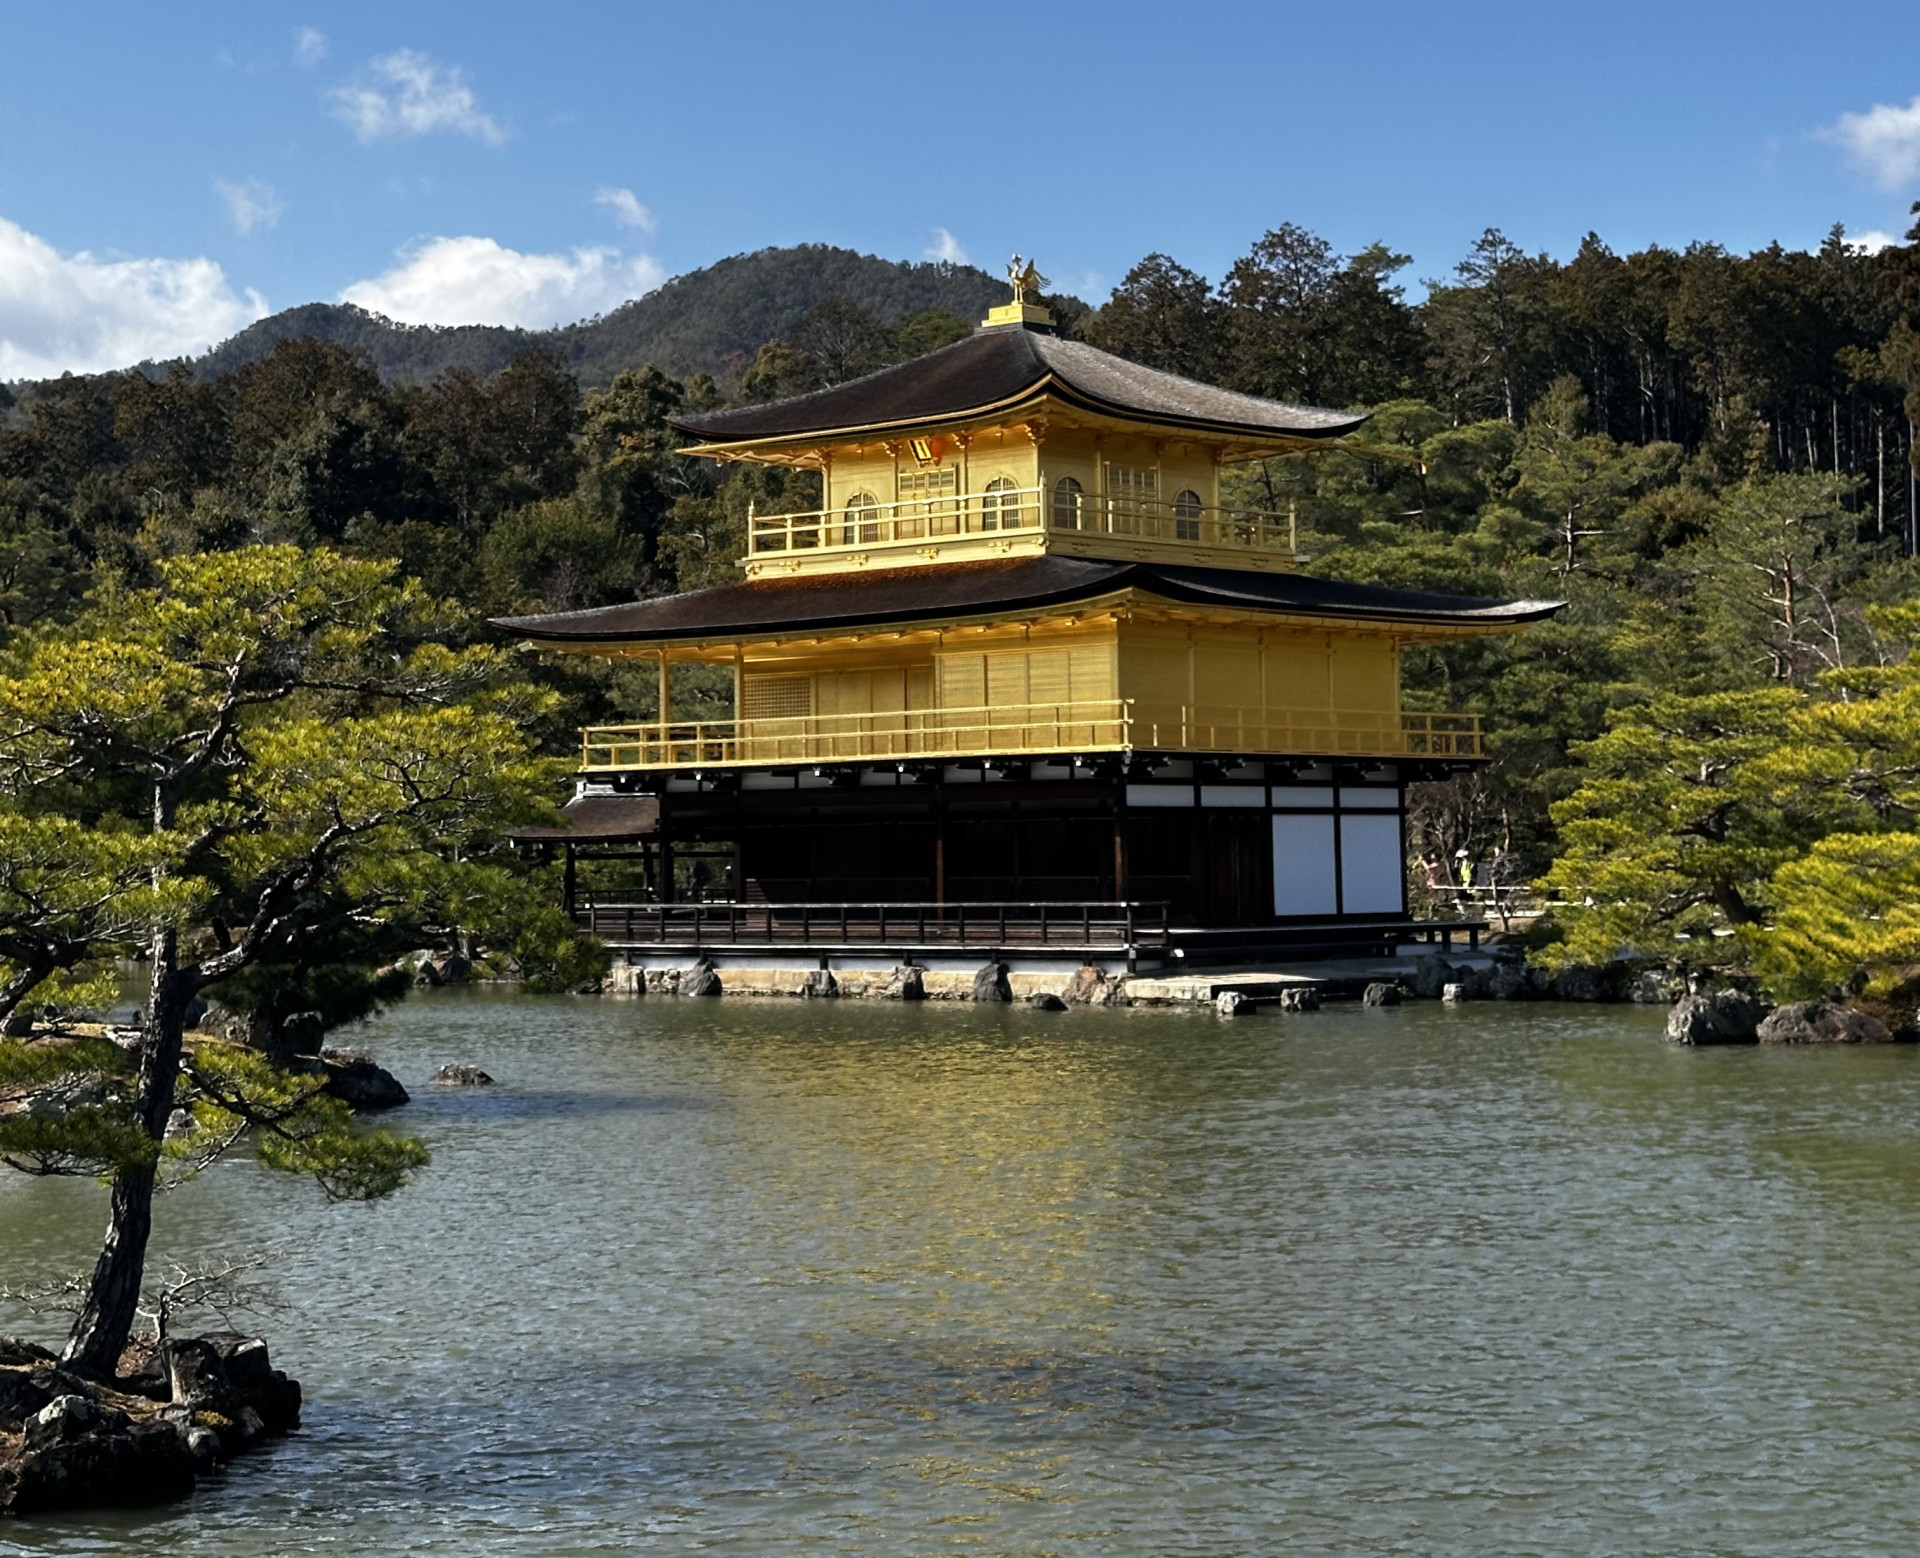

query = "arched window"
[
  {"left": 1173, "top": 488, "right": 1203, "bottom": 542},
  {"left": 980, "top": 476, "right": 1020, "bottom": 532},
  {"left": 1052, "top": 475, "right": 1083, "bottom": 530},
  {"left": 843, "top": 491, "right": 880, "bottom": 545}
]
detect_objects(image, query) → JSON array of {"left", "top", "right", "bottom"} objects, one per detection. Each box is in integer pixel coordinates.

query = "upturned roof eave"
[
  {"left": 494, "top": 571, "right": 1565, "bottom": 652},
  {"left": 673, "top": 374, "right": 1371, "bottom": 460}
]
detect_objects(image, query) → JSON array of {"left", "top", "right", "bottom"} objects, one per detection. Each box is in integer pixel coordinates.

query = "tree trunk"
[
  {"left": 0, "top": 956, "right": 55, "bottom": 1034},
  {"left": 60, "top": 927, "right": 192, "bottom": 1377}
]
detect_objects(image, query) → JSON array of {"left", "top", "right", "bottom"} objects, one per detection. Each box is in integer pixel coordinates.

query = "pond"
[{"left": 3, "top": 991, "right": 1918, "bottom": 1556}]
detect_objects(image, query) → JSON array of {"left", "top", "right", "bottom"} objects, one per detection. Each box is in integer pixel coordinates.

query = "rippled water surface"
[{"left": 3, "top": 991, "right": 1919, "bottom": 1555}]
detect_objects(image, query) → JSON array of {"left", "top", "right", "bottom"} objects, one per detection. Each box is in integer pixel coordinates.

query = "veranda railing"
[{"left": 580, "top": 703, "right": 1482, "bottom": 770}]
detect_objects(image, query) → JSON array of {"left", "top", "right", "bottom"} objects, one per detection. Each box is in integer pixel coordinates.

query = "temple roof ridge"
[{"left": 671, "top": 324, "right": 1371, "bottom": 448}]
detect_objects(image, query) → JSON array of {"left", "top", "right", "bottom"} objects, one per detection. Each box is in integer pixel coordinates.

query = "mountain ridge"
[{"left": 183, "top": 245, "right": 1027, "bottom": 388}]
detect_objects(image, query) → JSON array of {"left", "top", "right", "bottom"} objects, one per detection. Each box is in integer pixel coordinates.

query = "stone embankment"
[
  {"left": 0, "top": 1332, "right": 299, "bottom": 1516},
  {"left": 598, "top": 951, "right": 1674, "bottom": 1010},
  {"left": 596, "top": 951, "right": 1916, "bottom": 1039}
]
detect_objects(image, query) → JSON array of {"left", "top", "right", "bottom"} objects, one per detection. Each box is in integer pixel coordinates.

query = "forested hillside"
[
  {"left": 184, "top": 246, "right": 1015, "bottom": 386},
  {"left": 7, "top": 215, "right": 1920, "bottom": 995}
]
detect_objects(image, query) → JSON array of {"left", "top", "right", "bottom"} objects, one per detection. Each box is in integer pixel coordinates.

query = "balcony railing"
[
  {"left": 579, "top": 703, "right": 1482, "bottom": 770},
  {"left": 747, "top": 484, "right": 1293, "bottom": 561}
]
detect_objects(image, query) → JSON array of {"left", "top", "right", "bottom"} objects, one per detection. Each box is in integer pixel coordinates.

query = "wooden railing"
[
  {"left": 575, "top": 900, "right": 1172, "bottom": 950},
  {"left": 583, "top": 700, "right": 1131, "bottom": 768},
  {"left": 747, "top": 484, "right": 1294, "bottom": 562},
  {"left": 580, "top": 704, "right": 1482, "bottom": 770}
]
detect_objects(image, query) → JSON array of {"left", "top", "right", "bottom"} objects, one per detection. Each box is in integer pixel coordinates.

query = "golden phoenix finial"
[{"left": 1007, "top": 255, "right": 1048, "bottom": 305}]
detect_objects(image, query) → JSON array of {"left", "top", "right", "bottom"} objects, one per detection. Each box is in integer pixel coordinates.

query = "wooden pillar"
[
  {"left": 1112, "top": 775, "right": 1129, "bottom": 902},
  {"left": 562, "top": 844, "right": 577, "bottom": 914},
  {"left": 658, "top": 797, "right": 675, "bottom": 905},
  {"left": 656, "top": 649, "right": 671, "bottom": 729},
  {"left": 934, "top": 775, "right": 947, "bottom": 907},
  {"left": 730, "top": 785, "right": 743, "bottom": 903}
]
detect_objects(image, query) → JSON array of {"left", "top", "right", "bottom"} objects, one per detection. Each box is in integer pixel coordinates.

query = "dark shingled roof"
[
  {"left": 670, "top": 324, "right": 1371, "bottom": 445},
  {"left": 494, "top": 557, "right": 1561, "bottom": 644},
  {"left": 509, "top": 793, "right": 660, "bottom": 841}
]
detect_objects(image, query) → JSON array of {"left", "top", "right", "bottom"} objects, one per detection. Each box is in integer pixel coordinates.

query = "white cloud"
[
  {"left": 340, "top": 236, "right": 666, "bottom": 328},
  {"left": 1822, "top": 96, "right": 1920, "bottom": 190},
  {"left": 924, "top": 227, "right": 967, "bottom": 265},
  {"left": 1846, "top": 228, "right": 1901, "bottom": 255},
  {"left": 594, "top": 186, "right": 656, "bottom": 232},
  {"left": 330, "top": 49, "right": 506, "bottom": 146},
  {"left": 293, "top": 26, "right": 328, "bottom": 67},
  {"left": 0, "top": 216, "right": 267, "bottom": 379},
  {"left": 216, "top": 177, "right": 285, "bottom": 236}
]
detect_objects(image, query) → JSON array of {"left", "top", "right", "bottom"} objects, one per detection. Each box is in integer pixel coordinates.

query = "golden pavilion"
[{"left": 499, "top": 267, "right": 1558, "bottom": 969}]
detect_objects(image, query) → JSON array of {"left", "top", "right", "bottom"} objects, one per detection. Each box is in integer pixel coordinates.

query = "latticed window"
[
  {"left": 898, "top": 467, "right": 957, "bottom": 538},
  {"left": 741, "top": 675, "right": 813, "bottom": 721},
  {"left": 1173, "top": 488, "right": 1203, "bottom": 541},
  {"left": 842, "top": 491, "right": 880, "bottom": 545},
  {"left": 980, "top": 476, "right": 1022, "bottom": 531},
  {"left": 1107, "top": 465, "right": 1157, "bottom": 533},
  {"left": 1052, "top": 476, "right": 1083, "bottom": 530},
  {"left": 898, "top": 468, "right": 957, "bottom": 502}
]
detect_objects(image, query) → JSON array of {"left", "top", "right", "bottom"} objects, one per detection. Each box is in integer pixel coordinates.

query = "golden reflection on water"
[{"left": 707, "top": 1023, "right": 1160, "bottom": 1342}]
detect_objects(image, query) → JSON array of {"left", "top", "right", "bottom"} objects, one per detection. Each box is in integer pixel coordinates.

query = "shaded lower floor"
[{"left": 516, "top": 756, "right": 1477, "bottom": 937}]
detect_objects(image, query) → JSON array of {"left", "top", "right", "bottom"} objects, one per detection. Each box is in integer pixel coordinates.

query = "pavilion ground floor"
[{"left": 522, "top": 754, "right": 1486, "bottom": 970}]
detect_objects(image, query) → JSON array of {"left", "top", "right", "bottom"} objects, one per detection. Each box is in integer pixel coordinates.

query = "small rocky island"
[{"left": 0, "top": 1332, "right": 300, "bottom": 1515}]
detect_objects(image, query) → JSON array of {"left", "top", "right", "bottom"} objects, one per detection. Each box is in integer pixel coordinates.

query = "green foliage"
[
  {"left": 0, "top": 543, "right": 583, "bottom": 1184},
  {"left": 1758, "top": 833, "right": 1920, "bottom": 999},
  {"left": 1538, "top": 690, "right": 1814, "bottom": 968},
  {"left": 479, "top": 498, "right": 637, "bottom": 615},
  {"left": 0, "top": 814, "right": 194, "bottom": 1027},
  {"left": 1540, "top": 596, "right": 1920, "bottom": 995},
  {"left": 183, "top": 1043, "right": 428, "bottom": 1202},
  {"left": 0, "top": 1036, "right": 151, "bottom": 1177}
]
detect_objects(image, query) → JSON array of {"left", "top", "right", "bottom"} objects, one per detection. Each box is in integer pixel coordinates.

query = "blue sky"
[{"left": 4, "top": 0, "right": 1919, "bottom": 378}]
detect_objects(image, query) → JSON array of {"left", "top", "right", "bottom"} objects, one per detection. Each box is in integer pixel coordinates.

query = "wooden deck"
[{"left": 572, "top": 901, "right": 1485, "bottom": 966}]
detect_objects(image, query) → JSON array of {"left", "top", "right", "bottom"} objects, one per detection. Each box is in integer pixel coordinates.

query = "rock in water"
[
  {"left": 199, "top": 1333, "right": 301, "bottom": 1439},
  {"left": 1478, "top": 960, "right": 1546, "bottom": 1001},
  {"left": 1442, "top": 982, "right": 1469, "bottom": 1003},
  {"left": 198, "top": 1002, "right": 269, "bottom": 1046},
  {"left": 429, "top": 1064, "right": 495, "bottom": 1086},
  {"left": 1626, "top": 968, "right": 1676, "bottom": 1004},
  {"left": 1362, "top": 982, "right": 1401, "bottom": 1007},
  {"left": 320, "top": 1051, "right": 410, "bottom": 1110},
  {"left": 1063, "top": 963, "right": 1117, "bottom": 1005},
  {"left": 1215, "top": 991, "right": 1251, "bottom": 1017},
  {"left": 0, "top": 1333, "right": 300, "bottom": 1515},
  {"left": 1665, "top": 990, "right": 1768, "bottom": 1045},
  {"left": 1756, "top": 999, "right": 1896, "bottom": 1045},
  {"left": 1277, "top": 986, "right": 1321, "bottom": 1012},
  {"left": 0, "top": 1396, "right": 195, "bottom": 1515},
  {"left": 881, "top": 964, "right": 926, "bottom": 1001},
  {"left": 801, "top": 969, "right": 838, "bottom": 999},
  {"left": 677, "top": 959, "right": 722, "bottom": 998},
  {"left": 1029, "top": 992, "right": 1067, "bottom": 1011},
  {"left": 1550, "top": 964, "right": 1611, "bottom": 1002},
  {"left": 165, "top": 1339, "right": 228, "bottom": 1408},
  {"left": 0, "top": 1336, "right": 54, "bottom": 1369},
  {"left": 1409, "top": 954, "right": 1456, "bottom": 1000},
  {"left": 971, "top": 962, "right": 1012, "bottom": 1003},
  {"left": 0, "top": 1369, "right": 59, "bottom": 1429},
  {"left": 427, "top": 954, "right": 471, "bottom": 986}
]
